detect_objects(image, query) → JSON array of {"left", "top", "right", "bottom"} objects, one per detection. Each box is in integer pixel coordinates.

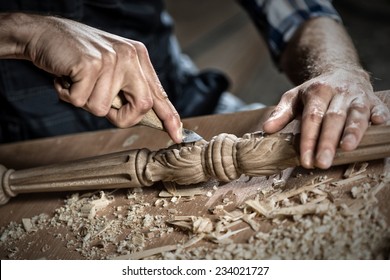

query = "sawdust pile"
[
  {"left": 1, "top": 166, "right": 390, "bottom": 260},
  {"left": 164, "top": 200, "right": 389, "bottom": 259},
  {"left": 156, "top": 171, "right": 390, "bottom": 260},
  {"left": 0, "top": 189, "right": 174, "bottom": 259}
]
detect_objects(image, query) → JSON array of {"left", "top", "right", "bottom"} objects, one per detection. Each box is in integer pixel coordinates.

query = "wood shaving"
[
  {"left": 155, "top": 172, "right": 390, "bottom": 260},
  {"left": 331, "top": 174, "right": 367, "bottom": 187},
  {"left": 169, "top": 216, "right": 213, "bottom": 234},
  {"left": 272, "top": 179, "right": 286, "bottom": 188},
  {"left": 21, "top": 218, "right": 35, "bottom": 233},
  {"left": 1, "top": 169, "right": 389, "bottom": 260},
  {"left": 343, "top": 162, "right": 368, "bottom": 178},
  {"left": 154, "top": 198, "right": 169, "bottom": 208},
  {"left": 112, "top": 244, "right": 178, "bottom": 260},
  {"left": 159, "top": 187, "right": 203, "bottom": 198}
]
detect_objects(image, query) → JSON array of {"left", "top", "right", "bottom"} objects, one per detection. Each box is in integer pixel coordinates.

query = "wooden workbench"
[{"left": 0, "top": 91, "right": 389, "bottom": 260}]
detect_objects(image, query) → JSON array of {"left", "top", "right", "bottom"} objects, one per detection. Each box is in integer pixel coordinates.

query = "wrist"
[
  {"left": 0, "top": 13, "right": 40, "bottom": 60},
  {"left": 318, "top": 65, "right": 372, "bottom": 84}
]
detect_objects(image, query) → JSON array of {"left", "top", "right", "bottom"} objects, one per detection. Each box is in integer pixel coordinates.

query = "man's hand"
[
  {"left": 262, "top": 17, "right": 389, "bottom": 169},
  {"left": 263, "top": 68, "right": 389, "bottom": 169},
  {"left": 1, "top": 13, "right": 182, "bottom": 143}
]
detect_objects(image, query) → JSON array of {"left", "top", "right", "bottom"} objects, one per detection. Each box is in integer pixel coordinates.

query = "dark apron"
[{"left": 0, "top": 0, "right": 228, "bottom": 143}]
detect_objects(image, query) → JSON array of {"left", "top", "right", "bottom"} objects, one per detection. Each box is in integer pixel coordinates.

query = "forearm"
[
  {"left": 0, "top": 12, "right": 183, "bottom": 142},
  {"left": 265, "top": 16, "right": 390, "bottom": 170},
  {"left": 0, "top": 13, "right": 34, "bottom": 59},
  {"left": 280, "top": 17, "right": 368, "bottom": 85}
]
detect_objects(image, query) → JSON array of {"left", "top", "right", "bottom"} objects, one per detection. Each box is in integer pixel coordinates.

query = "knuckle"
[
  {"left": 132, "top": 41, "right": 149, "bottom": 57},
  {"left": 69, "top": 95, "right": 88, "bottom": 108},
  {"left": 90, "top": 104, "right": 110, "bottom": 117},
  {"left": 81, "top": 56, "right": 102, "bottom": 74},
  {"left": 113, "top": 41, "right": 137, "bottom": 59},
  {"left": 137, "top": 97, "right": 153, "bottom": 113},
  {"left": 303, "top": 108, "right": 325, "bottom": 124},
  {"left": 165, "top": 109, "right": 180, "bottom": 123},
  {"left": 304, "top": 81, "right": 330, "bottom": 95},
  {"left": 278, "top": 89, "right": 297, "bottom": 107},
  {"left": 102, "top": 49, "right": 117, "bottom": 66},
  {"left": 116, "top": 114, "right": 139, "bottom": 128},
  {"left": 325, "top": 109, "right": 346, "bottom": 120},
  {"left": 350, "top": 100, "right": 369, "bottom": 113},
  {"left": 343, "top": 124, "right": 361, "bottom": 137},
  {"left": 283, "top": 89, "right": 297, "bottom": 99},
  {"left": 114, "top": 119, "right": 130, "bottom": 129}
]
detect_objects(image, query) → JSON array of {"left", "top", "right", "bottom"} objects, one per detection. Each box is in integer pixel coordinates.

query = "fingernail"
[
  {"left": 316, "top": 149, "right": 333, "bottom": 169},
  {"left": 341, "top": 133, "right": 357, "bottom": 149},
  {"left": 302, "top": 150, "right": 314, "bottom": 168}
]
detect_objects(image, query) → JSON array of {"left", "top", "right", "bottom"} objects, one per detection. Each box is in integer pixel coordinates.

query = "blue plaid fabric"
[{"left": 238, "top": 0, "right": 341, "bottom": 62}]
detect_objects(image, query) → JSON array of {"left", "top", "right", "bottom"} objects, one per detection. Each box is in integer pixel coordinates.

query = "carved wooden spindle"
[
  {"left": 0, "top": 132, "right": 298, "bottom": 205},
  {"left": 147, "top": 132, "right": 299, "bottom": 185},
  {"left": 1, "top": 125, "right": 390, "bottom": 205}
]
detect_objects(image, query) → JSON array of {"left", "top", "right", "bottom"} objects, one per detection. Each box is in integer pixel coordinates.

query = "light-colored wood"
[
  {"left": 112, "top": 95, "right": 164, "bottom": 131},
  {"left": 1, "top": 124, "right": 390, "bottom": 205},
  {"left": 0, "top": 91, "right": 389, "bottom": 260}
]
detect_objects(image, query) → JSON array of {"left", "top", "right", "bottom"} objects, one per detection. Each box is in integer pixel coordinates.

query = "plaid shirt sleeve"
[{"left": 237, "top": 0, "right": 342, "bottom": 63}]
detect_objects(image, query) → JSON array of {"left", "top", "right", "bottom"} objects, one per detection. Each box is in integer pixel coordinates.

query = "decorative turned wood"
[
  {"left": 1, "top": 125, "right": 390, "bottom": 205},
  {"left": 0, "top": 149, "right": 154, "bottom": 205}
]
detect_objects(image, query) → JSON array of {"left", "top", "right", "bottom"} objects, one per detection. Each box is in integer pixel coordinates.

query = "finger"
[
  {"left": 130, "top": 41, "right": 182, "bottom": 143},
  {"left": 53, "top": 77, "right": 71, "bottom": 98},
  {"left": 62, "top": 60, "right": 101, "bottom": 108},
  {"left": 339, "top": 98, "right": 371, "bottom": 151},
  {"left": 151, "top": 88, "right": 183, "bottom": 143},
  {"left": 263, "top": 88, "right": 299, "bottom": 134},
  {"left": 314, "top": 94, "right": 348, "bottom": 169},
  {"left": 106, "top": 43, "right": 154, "bottom": 127},
  {"left": 106, "top": 84, "right": 153, "bottom": 128},
  {"left": 85, "top": 68, "right": 116, "bottom": 117},
  {"left": 370, "top": 97, "right": 390, "bottom": 125},
  {"left": 54, "top": 74, "right": 97, "bottom": 109},
  {"left": 299, "top": 84, "right": 333, "bottom": 169},
  {"left": 83, "top": 48, "right": 122, "bottom": 117},
  {"left": 106, "top": 92, "right": 152, "bottom": 128}
]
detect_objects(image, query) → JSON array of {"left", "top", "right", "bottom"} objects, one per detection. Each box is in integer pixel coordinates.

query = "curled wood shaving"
[
  {"left": 169, "top": 216, "right": 213, "bottom": 234},
  {"left": 245, "top": 199, "right": 273, "bottom": 218},
  {"left": 241, "top": 213, "right": 260, "bottom": 231},
  {"left": 163, "top": 182, "right": 177, "bottom": 196}
]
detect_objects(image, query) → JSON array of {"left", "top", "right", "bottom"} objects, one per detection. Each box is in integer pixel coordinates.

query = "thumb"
[{"left": 263, "top": 89, "right": 299, "bottom": 133}]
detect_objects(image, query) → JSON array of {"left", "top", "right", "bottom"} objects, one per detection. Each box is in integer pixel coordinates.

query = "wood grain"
[{"left": 0, "top": 91, "right": 389, "bottom": 259}]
